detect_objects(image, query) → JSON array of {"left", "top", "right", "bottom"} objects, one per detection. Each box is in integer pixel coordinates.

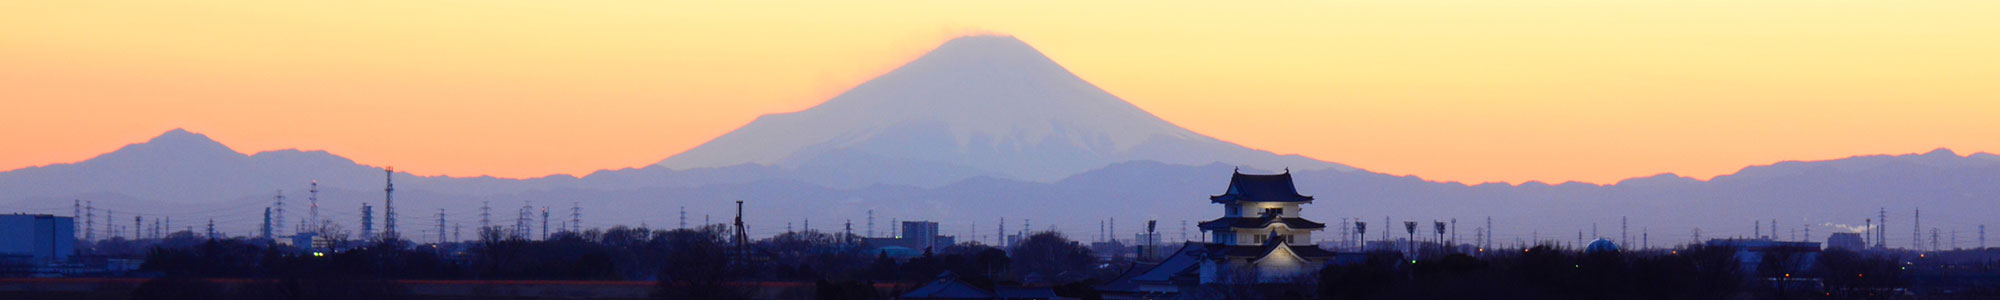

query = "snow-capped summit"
[{"left": 658, "top": 35, "right": 1344, "bottom": 181}]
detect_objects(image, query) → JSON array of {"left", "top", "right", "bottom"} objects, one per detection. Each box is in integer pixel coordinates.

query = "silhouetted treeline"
[
  {"left": 127, "top": 227, "right": 1107, "bottom": 299},
  {"left": 124, "top": 228, "right": 1957, "bottom": 300}
]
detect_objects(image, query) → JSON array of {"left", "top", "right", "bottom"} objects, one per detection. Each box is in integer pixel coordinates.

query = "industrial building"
[
  {"left": 0, "top": 214, "right": 76, "bottom": 265},
  {"left": 863, "top": 221, "right": 956, "bottom": 258}
]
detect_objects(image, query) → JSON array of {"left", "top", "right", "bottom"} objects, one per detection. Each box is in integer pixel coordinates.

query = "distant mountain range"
[{"left": 3, "top": 35, "right": 1996, "bottom": 246}]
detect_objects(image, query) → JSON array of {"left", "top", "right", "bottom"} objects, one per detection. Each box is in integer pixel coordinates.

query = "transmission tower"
[
  {"left": 1486, "top": 217, "right": 1494, "bottom": 250},
  {"left": 1915, "top": 208, "right": 1922, "bottom": 250},
  {"left": 73, "top": 200, "right": 80, "bottom": 240},
  {"left": 437, "top": 209, "right": 447, "bottom": 244},
  {"left": 540, "top": 207, "right": 550, "bottom": 240},
  {"left": 570, "top": 202, "right": 581, "bottom": 233},
  {"left": 516, "top": 203, "right": 533, "bottom": 240},
  {"left": 272, "top": 190, "right": 285, "bottom": 237},
  {"left": 679, "top": 206, "right": 686, "bottom": 229},
  {"left": 84, "top": 201, "right": 94, "bottom": 242},
  {"left": 1878, "top": 208, "right": 1888, "bottom": 249},
  {"left": 206, "top": 219, "right": 216, "bottom": 239},
  {"left": 1932, "top": 228, "right": 1940, "bottom": 252},
  {"left": 867, "top": 209, "right": 875, "bottom": 238},
  {"left": 479, "top": 201, "right": 491, "bottom": 231},
  {"left": 308, "top": 180, "right": 320, "bottom": 235}
]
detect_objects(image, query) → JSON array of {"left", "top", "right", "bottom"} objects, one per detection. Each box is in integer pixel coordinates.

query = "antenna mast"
[{"left": 383, "top": 168, "right": 397, "bottom": 240}]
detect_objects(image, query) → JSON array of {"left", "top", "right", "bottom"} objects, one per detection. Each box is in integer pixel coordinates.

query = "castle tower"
[{"left": 1195, "top": 169, "right": 1335, "bottom": 283}]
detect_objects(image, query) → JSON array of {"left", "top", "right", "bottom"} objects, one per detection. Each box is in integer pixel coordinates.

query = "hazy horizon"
[{"left": 7, "top": 1, "right": 1999, "bottom": 184}]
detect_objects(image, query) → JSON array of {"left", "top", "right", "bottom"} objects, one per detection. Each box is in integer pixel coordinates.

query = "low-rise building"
[{"left": 0, "top": 214, "right": 75, "bottom": 265}]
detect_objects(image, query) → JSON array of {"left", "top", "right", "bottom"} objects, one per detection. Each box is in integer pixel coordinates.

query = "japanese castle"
[{"left": 1098, "top": 169, "right": 1341, "bottom": 298}]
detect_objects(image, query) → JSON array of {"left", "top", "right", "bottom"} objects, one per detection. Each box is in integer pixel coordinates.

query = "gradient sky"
[{"left": 3, "top": 0, "right": 1996, "bottom": 184}]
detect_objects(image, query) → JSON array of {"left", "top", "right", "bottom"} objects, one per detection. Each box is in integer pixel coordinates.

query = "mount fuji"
[
  {"left": 657, "top": 35, "right": 1347, "bottom": 183},
  {"left": 5, "top": 35, "right": 2000, "bottom": 242}
]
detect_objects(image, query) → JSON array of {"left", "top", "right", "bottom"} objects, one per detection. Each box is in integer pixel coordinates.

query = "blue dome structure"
[{"left": 1585, "top": 238, "right": 1621, "bottom": 254}]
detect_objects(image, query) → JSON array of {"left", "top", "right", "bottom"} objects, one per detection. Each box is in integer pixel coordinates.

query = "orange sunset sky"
[{"left": 3, "top": 0, "right": 1997, "bottom": 184}]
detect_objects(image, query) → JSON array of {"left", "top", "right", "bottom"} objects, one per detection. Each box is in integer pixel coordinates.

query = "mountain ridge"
[{"left": 656, "top": 35, "right": 1348, "bottom": 182}]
